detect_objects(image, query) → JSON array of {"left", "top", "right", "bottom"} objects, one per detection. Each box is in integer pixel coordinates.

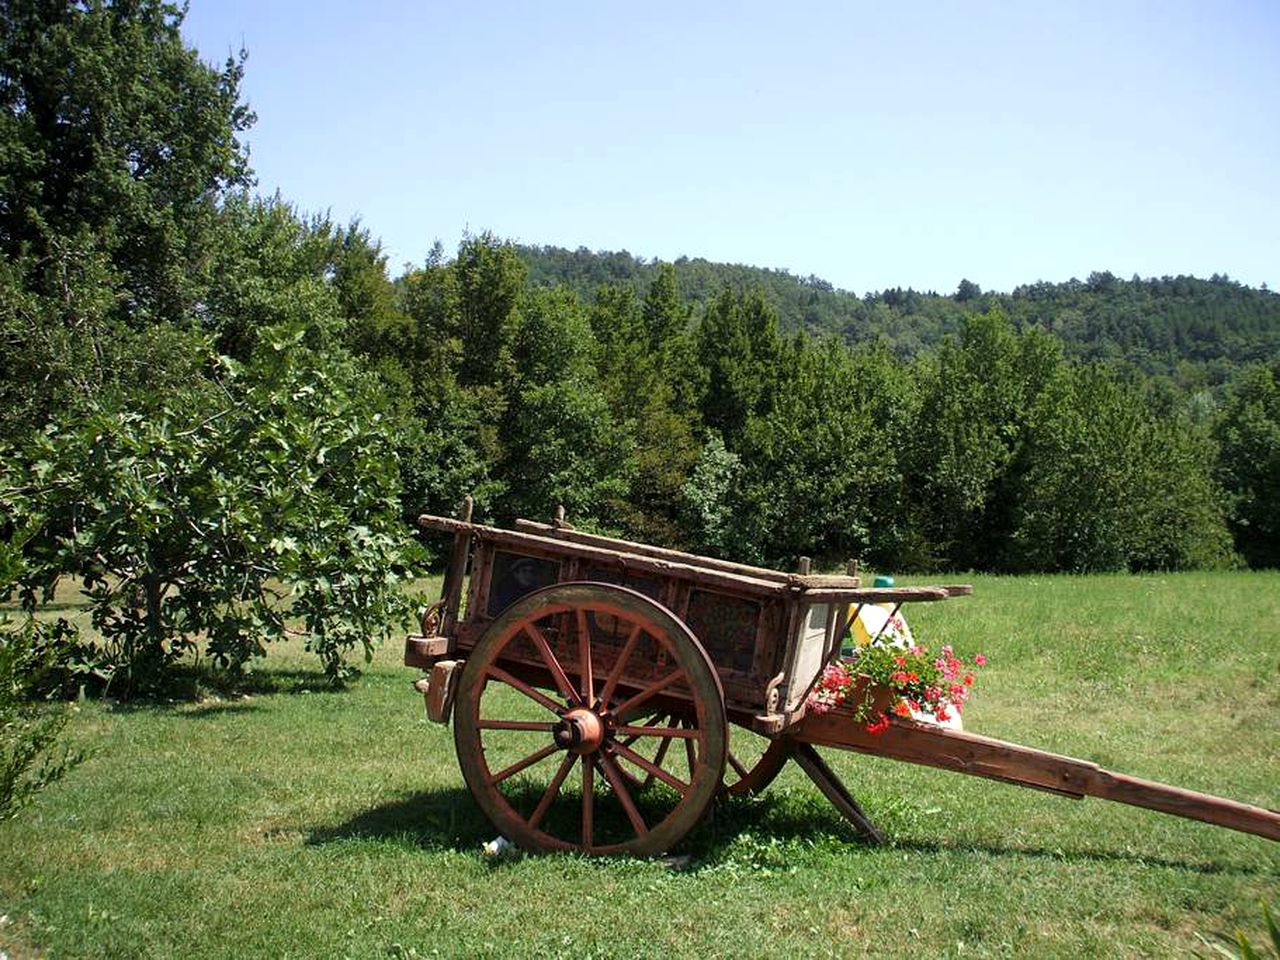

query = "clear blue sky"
[{"left": 182, "top": 1, "right": 1279, "bottom": 296}]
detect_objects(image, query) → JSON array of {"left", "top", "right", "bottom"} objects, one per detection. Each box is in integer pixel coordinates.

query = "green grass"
[{"left": 2, "top": 571, "right": 1278, "bottom": 958}]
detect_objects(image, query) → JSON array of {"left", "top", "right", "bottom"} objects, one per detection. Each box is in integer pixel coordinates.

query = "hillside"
[{"left": 518, "top": 245, "right": 1280, "bottom": 378}]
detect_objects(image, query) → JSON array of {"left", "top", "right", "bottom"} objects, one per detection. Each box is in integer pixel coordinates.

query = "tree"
[
  {"left": 679, "top": 433, "right": 741, "bottom": 557},
  {"left": 587, "top": 282, "right": 700, "bottom": 543},
  {"left": 727, "top": 336, "right": 903, "bottom": 565},
  {"left": 0, "top": 0, "right": 253, "bottom": 324},
  {"left": 394, "top": 235, "right": 530, "bottom": 520},
  {"left": 453, "top": 233, "right": 525, "bottom": 389},
  {"left": 3, "top": 328, "right": 423, "bottom": 695},
  {"left": 694, "top": 288, "right": 783, "bottom": 448},
  {"left": 906, "top": 310, "right": 1027, "bottom": 569},
  {"left": 1011, "top": 366, "right": 1232, "bottom": 572},
  {"left": 641, "top": 262, "right": 688, "bottom": 349},
  {"left": 1214, "top": 364, "right": 1280, "bottom": 567},
  {"left": 0, "top": 0, "right": 254, "bottom": 444},
  {"left": 496, "top": 287, "right": 631, "bottom": 525}
]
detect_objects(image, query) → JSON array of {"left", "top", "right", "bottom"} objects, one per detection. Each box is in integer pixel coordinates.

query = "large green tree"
[
  {"left": 496, "top": 286, "right": 631, "bottom": 523},
  {"left": 0, "top": 0, "right": 253, "bottom": 321},
  {"left": 0, "top": 0, "right": 254, "bottom": 443},
  {"left": 1011, "top": 366, "right": 1232, "bottom": 572},
  {"left": 4, "top": 328, "right": 422, "bottom": 695},
  {"left": 1214, "top": 364, "right": 1280, "bottom": 568}
]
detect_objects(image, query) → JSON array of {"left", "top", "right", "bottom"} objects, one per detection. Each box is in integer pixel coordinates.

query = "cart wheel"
[
  {"left": 453, "top": 582, "right": 727, "bottom": 856},
  {"left": 723, "top": 724, "right": 789, "bottom": 796}
]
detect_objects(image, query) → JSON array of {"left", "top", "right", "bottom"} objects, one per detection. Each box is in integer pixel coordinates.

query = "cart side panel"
[
  {"left": 782, "top": 602, "right": 836, "bottom": 712},
  {"left": 683, "top": 589, "right": 758, "bottom": 675},
  {"left": 681, "top": 589, "right": 787, "bottom": 713},
  {"left": 579, "top": 563, "right": 666, "bottom": 603},
  {"left": 454, "top": 538, "right": 785, "bottom": 714},
  {"left": 459, "top": 543, "right": 689, "bottom": 700},
  {"left": 486, "top": 550, "right": 562, "bottom": 616}
]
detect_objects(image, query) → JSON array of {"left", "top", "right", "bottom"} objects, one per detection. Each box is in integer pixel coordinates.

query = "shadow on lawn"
[
  {"left": 306, "top": 787, "right": 493, "bottom": 852},
  {"left": 307, "top": 785, "right": 1273, "bottom": 876},
  {"left": 889, "top": 835, "right": 1270, "bottom": 877},
  {"left": 99, "top": 667, "right": 346, "bottom": 713}
]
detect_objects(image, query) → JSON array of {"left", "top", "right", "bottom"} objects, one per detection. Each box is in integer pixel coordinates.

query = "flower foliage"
[{"left": 809, "top": 642, "right": 985, "bottom": 734}]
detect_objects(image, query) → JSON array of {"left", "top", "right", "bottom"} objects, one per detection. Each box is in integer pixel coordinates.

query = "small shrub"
[{"left": 0, "top": 543, "right": 82, "bottom": 819}]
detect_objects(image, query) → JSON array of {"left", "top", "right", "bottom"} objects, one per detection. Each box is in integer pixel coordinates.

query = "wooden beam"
[
  {"left": 418, "top": 514, "right": 793, "bottom": 599},
  {"left": 792, "top": 716, "right": 1280, "bottom": 840},
  {"left": 511, "top": 517, "right": 795, "bottom": 583}
]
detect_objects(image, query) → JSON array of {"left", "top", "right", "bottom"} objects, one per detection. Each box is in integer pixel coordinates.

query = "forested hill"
[{"left": 518, "top": 245, "right": 1280, "bottom": 378}]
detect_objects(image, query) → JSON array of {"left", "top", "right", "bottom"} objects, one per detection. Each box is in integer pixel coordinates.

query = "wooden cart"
[{"left": 405, "top": 501, "right": 1280, "bottom": 855}]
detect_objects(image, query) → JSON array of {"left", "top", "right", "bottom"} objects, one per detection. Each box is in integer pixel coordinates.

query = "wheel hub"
[{"left": 554, "top": 707, "right": 605, "bottom": 754}]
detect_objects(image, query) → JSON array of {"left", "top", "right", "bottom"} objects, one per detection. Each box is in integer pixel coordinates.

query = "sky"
[{"left": 182, "top": 1, "right": 1280, "bottom": 296}]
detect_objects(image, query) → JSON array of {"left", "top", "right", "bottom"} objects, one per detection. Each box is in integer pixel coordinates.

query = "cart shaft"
[{"left": 794, "top": 715, "right": 1280, "bottom": 841}]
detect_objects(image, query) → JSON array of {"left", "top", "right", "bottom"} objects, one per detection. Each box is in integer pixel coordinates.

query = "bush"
[
  {"left": 2, "top": 328, "right": 424, "bottom": 696},
  {"left": 0, "top": 541, "right": 81, "bottom": 819}
]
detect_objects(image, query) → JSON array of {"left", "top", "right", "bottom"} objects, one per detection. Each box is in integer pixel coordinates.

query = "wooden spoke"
[
  {"left": 611, "top": 669, "right": 686, "bottom": 721},
  {"left": 683, "top": 723, "right": 698, "bottom": 777},
  {"left": 600, "top": 753, "right": 648, "bottom": 837},
  {"left": 615, "top": 709, "right": 662, "bottom": 746},
  {"left": 529, "top": 754, "right": 576, "bottom": 830},
  {"left": 486, "top": 665, "right": 563, "bottom": 715},
  {"left": 490, "top": 743, "right": 560, "bottom": 785},
  {"left": 613, "top": 741, "right": 691, "bottom": 795},
  {"left": 523, "top": 621, "right": 580, "bottom": 704},
  {"left": 577, "top": 609, "right": 593, "bottom": 704},
  {"left": 727, "top": 751, "right": 750, "bottom": 779},
  {"left": 642, "top": 720, "right": 677, "bottom": 789},
  {"left": 581, "top": 755, "right": 594, "bottom": 850},
  {"left": 599, "top": 623, "right": 643, "bottom": 706},
  {"left": 476, "top": 719, "right": 559, "bottom": 732}
]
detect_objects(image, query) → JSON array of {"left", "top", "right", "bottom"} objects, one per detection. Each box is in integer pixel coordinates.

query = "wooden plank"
[
  {"left": 790, "top": 574, "right": 862, "bottom": 589},
  {"left": 1088, "top": 770, "right": 1280, "bottom": 841},
  {"left": 438, "top": 498, "right": 473, "bottom": 637},
  {"left": 798, "top": 586, "right": 951, "bottom": 605},
  {"left": 417, "top": 515, "right": 793, "bottom": 599},
  {"left": 795, "top": 714, "right": 1100, "bottom": 796},
  {"left": 511, "top": 517, "right": 795, "bottom": 583}
]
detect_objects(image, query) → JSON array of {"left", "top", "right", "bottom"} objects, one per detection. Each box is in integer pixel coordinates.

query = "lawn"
[{"left": 2, "top": 571, "right": 1277, "bottom": 958}]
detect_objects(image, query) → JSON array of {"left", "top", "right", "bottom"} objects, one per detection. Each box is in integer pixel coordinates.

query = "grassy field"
[{"left": 2, "top": 571, "right": 1277, "bottom": 958}]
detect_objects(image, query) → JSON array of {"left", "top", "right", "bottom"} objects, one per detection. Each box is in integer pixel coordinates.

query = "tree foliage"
[
  {"left": 0, "top": 5, "right": 424, "bottom": 696},
  {"left": 519, "top": 245, "right": 1280, "bottom": 379},
  {"left": 0, "top": 538, "right": 81, "bottom": 819},
  {"left": 0, "top": 0, "right": 255, "bottom": 441},
  {"left": 3, "top": 329, "right": 422, "bottom": 695},
  {"left": 1214, "top": 364, "right": 1280, "bottom": 568}
]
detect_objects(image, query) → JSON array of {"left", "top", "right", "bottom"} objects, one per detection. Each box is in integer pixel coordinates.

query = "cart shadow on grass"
[{"left": 304, "top": 783, "right": 1269, "bottom": 878}]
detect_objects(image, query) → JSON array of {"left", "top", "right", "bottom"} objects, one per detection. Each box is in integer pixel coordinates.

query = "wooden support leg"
[{"left": 792, "top": 742, "right": 884, "bottom": 844}]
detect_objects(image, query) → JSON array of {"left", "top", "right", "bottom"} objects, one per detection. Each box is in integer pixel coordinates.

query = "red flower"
[
  {"left": 865, "top": 715, "right": 891, "bottom": 735},
  {"left": 974, "top": 654, "right": 987, "bottom": 666}
]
